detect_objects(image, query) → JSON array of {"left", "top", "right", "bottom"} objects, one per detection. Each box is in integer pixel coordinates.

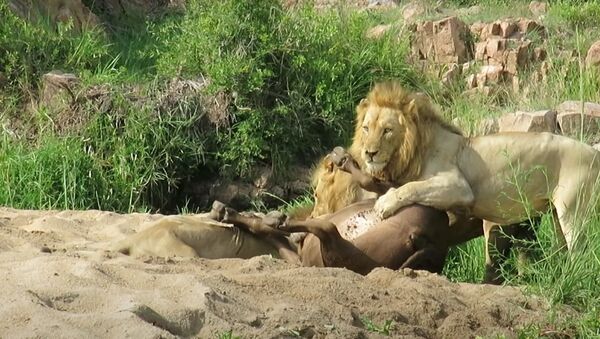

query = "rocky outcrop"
[
  {"left": 412, "top": 16, "right": 473, "bottom": 65},
  {"left": 410, "top": 15, "right": 549, "bottom": 96},
  {"left": 556, "top": 101, "right": 600, "bottom": 138},
  {"left": 495, "top": 110, "right": 558, "bottom": 133},
  {"left": 477, "top": 101, "right": 600, "bottom": 145},
  {"left": 467, "top": 18, "right": 547, "bottom": 94}
]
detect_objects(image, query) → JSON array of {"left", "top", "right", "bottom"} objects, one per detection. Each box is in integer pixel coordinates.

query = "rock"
[
  {"left": 499, "top": 21, "right": 517, "bottom": 38},
  {"left": 366, "top": 24, "right": 393, "bottom": 39},
  {"left": 470, "top": 21, "right": 486, "bottom": 39},
  {"left": 441, "top": 63, "right": 462, "bottom": 86},
  {"left": 40, "top": 71, "right": 80, "bottom": 111},
  {"left": 402, "top": 2, "right": 425, "bottom": 22},
  {"left": 529, "top": 1, "right": 547, "bottom": 17},
  {"left": 8, "top": 0, "right": 101, "bottom": 32},
  {"left": 517, "top": 18, "right": 545, "bottom": 37},
  {"left": 585, "top": 40, "right": 600, "bottom": 69},
  {"left": 478, "top": 118, "right": 499, "bottom": 135},
  {"left": 593, "top": 142, "right": 600, "bottom": 152},
  {"left": 465, "top": 74, "right": 477, "bottom": 89},
  {"left": 474, "top": 64, "right": 504, "bottom": 88},
  {"left": 253, "top": 166, "right": 274, "bottom": 189},
  {"left": 412, "top": 16, "right": 472, "bottom": 64},
  {"left": 497, "top": 110, "right": 557, "bottom": 133},
  {"left": 556, "top": 101, "right": 600, "bottom": 137}
]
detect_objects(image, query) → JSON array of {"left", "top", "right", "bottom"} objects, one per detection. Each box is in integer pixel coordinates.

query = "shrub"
[{"left": 156, "top": 0, "right": 418, "bottom": 177}]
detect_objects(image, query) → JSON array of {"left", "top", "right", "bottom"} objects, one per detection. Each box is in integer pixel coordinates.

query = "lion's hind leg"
[{"left": 116, "top": 220, "right": 200, "bottom": 258}]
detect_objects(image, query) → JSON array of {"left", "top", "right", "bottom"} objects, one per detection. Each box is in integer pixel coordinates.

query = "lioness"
[
  {"left": 354, "top": 81, "right": 599, "bottom": 266},
  {"left": 112, "top": 211, "right": 299, "bottom": 263}
]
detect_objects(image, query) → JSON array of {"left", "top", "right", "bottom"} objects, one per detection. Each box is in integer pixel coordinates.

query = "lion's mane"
[{"left": 351, "top": 80, "right": 462, "bottom": 183}]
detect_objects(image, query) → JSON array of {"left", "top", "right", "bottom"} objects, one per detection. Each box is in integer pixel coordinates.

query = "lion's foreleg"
[{"left": 374, "top": 172, "right": 474, "bottom": 219}]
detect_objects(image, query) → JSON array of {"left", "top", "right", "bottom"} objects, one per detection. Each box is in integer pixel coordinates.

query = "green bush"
[
  {"left": 0, "top": 2, "right": 110, "bottom": 91},
  {"left": 156, "top": 0, "right": 418, "bottom": 176}
]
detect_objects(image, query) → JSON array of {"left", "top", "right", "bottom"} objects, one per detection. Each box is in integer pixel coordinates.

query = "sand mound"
[{"left": 0, "top": 207, "right": 560, "bottom": 338}]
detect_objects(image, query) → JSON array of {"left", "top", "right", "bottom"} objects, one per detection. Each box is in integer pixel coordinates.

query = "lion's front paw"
[{"left": 374, "top": 190, "right": 404, "bottom": 219}]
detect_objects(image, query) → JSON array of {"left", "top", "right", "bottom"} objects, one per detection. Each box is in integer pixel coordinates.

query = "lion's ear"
[
  {"left": 323, "top": 154, "right": 335, "bottom": 173},
  {"left": 356, "top": 99, "right": 369, "bottom": 122},
  {"left": 406, "top": 99, "right": 417, "bottom": 116},
  {"left": 354, "top": 98, "right": 369, "bottom": 137}
]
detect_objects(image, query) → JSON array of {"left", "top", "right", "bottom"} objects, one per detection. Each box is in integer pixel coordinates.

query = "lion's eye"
[{"left": 362, "top": 126, "right": 369, "bottom": 133}]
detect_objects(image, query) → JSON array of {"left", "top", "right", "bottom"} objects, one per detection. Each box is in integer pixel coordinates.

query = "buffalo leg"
[
  {"left": 210, "top": 202, "right": 300, "bottom": 264},
  {"left": 281, "top": 219, "right": 378, "bottom": 275},
  {"left": 329, "top": 146, "right": 393, "bottom": 195}
]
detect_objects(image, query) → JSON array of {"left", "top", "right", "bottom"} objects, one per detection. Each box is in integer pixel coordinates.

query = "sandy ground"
[{"left": 0, "top": 207, "right": 565, "bottom": 338}]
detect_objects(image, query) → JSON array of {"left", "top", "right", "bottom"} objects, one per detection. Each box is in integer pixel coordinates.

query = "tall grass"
[
  {"left": 154, "top": 0, "right": 419, "bottom": 177},
  {"left": 0, "top": 1, "right": 419, "bottom": 212}
]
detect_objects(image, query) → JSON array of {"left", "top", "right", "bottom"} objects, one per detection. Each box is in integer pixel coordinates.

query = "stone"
[
  {"left": 412, "top": 16, "right": 472, "bottom": 64},
  {"left": 517, "top": 19, "right": 545, "bottom": 37},
  {"left": 556, "top": 101, "right": 600, "bottom": 136},
  {"left": 441, "top": 63, "right": 461, "bottom": 86},
  {"left": 470, "top": 21, "right": 486, "bottom": 39},
  {"left": 253, "top": 166, "right": 274, "bottom": 189},
  {"left": 479, "top": 64, "right": 505, "bottom": 84},
  {"left": 533, "top": 47, "right": 547, "bottom": 62},
  {"left": 497, "top": 110, "right": 557, "bottom": 133},
  {"left": 402, "top": 2, "right": 425, "bottom": 22},
  {"left": 529, "top": 1, "right": 548, "bottom": 17},
  {"left": 500, "top": 21, "right": 517, "bottom": 38},
  {"left": 465, "top": 74, "right": 477, "bottom": 89},
  {"left": 478, "top": 118, "right": 499, "bottom": 135},
  {"left": 585, "top": 40, "right": 600, "bottom": 69},
  {"left": 40, "top": 71, "right": 80, "bottom": 111},
  {"left": 366, "top": 24, "right": 393, "bottom": 39}
]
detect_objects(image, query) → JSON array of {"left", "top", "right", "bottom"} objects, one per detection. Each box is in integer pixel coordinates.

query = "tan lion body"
[
  {"left": 112, "top": 215, "right": 280, "bottom": 259},
  {"left": 355, "top": 81, "right": 600, "bottom": 254}
]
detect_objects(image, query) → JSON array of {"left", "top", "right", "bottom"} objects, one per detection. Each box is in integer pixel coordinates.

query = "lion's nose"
[{"left": 365, "top": 150, "right": 378, "bottom": 160}]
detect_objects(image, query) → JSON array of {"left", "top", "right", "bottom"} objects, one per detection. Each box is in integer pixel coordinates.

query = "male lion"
[
  {"left": 221, "top": 149, "right": 482, "bottom": 275},
  {"left": 355, "top": 81, "right": 600, "bottom": 260}
]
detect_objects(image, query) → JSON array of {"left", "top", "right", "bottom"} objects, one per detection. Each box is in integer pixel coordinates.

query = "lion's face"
[
  {"left": 310, "top": 155, "right": 359, "bottom": 218},
  {"left": 357, "top": 105, "right": 407, "bottom": 177}
]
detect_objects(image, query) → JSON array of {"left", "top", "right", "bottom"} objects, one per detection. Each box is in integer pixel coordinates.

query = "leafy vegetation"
[
  {"left": 1, "top": 0, "right": 600, "bottom": 337},
  {"left": 0, "top": 0, "right": 416, "bottom": 212}
]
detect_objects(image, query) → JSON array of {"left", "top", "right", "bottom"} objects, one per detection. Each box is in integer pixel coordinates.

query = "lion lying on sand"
[
  {"left": 353, "top": 80, "right": 600, "bottom": 270},
  {"left": 112, "top": 148, "right": 482, "bottom": 275},
  {"left": 112, "top": 211, "right": 300, "bottom": 263}
]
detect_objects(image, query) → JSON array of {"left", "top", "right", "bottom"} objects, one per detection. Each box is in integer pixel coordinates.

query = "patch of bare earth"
[{"left": 0, "top": 207, "right": 569, "bottom": 338}]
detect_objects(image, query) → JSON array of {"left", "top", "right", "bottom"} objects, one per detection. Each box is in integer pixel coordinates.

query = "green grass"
[
  {"left": 361, "top": 317, "right": 395, "bottom": 336},
  {"left": 0, "top": 0, "right": 418, "bottom": 213},
  {"left": 1, "top": 0, "right": 600, "bottom": 337}
]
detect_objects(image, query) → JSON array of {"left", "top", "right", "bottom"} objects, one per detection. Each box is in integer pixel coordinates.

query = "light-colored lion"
[
  {"left": 310, "top": 151, "right": 377, "bottom": 217},
  {"left": 112, "top": 215, "right": 288, "bottom": 259},
  {"left": 355, "top": 80, "right": 600, "bottom": 254}
]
